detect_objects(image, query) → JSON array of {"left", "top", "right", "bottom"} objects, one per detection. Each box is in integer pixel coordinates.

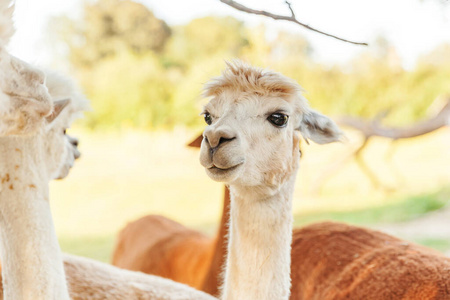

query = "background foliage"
[{"left": 50, "top": 0, "right": 450, "bottom": 130}]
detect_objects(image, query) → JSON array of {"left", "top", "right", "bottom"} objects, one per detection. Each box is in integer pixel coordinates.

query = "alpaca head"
[
  {"left": 0, "top": 53, "right": 88, "bottom": 181},
  {"left": 46, "top": 113, "right": 83, "bottom": 181},
  {"left": 199, "top": 61, "right": 342, "bottom": 192},
  {"left": 41, "top": 98, "right": 76, "bottom": 180},
  {"left": 0, "top": 47, "right": 53, "bottom": 136},
  {"left": 17, "top": 94, "right": 84, "bottom": 181},
  {"left": 44, "top": 71, "right": 89, "bottom": 180}
]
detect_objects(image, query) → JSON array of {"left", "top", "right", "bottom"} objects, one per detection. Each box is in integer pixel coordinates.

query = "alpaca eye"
[
  {"left": 63, "top": 129, "right": 67, "bottom": 135},
  {"left": 204, "top": 112, "right": 212, "bottom": 125},
  {"left": 268, "top": 113, "right": 289, "bottom": 127}
]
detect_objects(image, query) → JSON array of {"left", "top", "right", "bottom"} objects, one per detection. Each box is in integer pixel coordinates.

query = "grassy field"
[{"left": 53, "top": 127, "right": 450, "bottom": 262}]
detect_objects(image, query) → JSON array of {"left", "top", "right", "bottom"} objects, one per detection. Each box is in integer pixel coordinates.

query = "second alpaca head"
[{"left": 0, "top": 54, "right": 89, "bottom": 180}]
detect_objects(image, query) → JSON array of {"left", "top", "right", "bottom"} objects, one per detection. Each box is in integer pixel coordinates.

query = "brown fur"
[
  {"left": 112, "top": 188, "right": 230, "bottom": 297},
  {"left": 290, "top": 222, "right": 450, "bottom": 300},
  {"left": 113, "top": 183, "right": 450, "bottom": 299},
  {"left": 112, "top": 215, "right": 213, "bottom": 289}
]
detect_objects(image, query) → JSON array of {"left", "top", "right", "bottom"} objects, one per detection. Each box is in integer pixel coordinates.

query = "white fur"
[
  {"left": 59, "top": 254, "right": 216, "bottom": 300},
  {"left": 0, "top": 80, "right": 73, "bottom": 299},
  {"left": 0, "top": 5, "right": 84, "bottom": 295},
  {"left": 0, "top": 48, "right": 53, "bottom": 136},
  {"left": 200, "top": 61, "right": 341, "bottom": 300}
]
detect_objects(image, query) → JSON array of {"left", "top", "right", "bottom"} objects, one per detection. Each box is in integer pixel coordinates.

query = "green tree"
[
  {"left": 164, "top": 16, "right": 249, "bottom": 69},
  {"left": 56, "top": 0, "right": 171, "bottom": 68},
  {"left": 48, "top": 1, "right": 450, "bottom": 130}
]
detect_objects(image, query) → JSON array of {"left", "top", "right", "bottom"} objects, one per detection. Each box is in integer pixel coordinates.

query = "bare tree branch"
[
  {"left": 219, "top": 0, "right": 368, "bottom": 46},
  {"left": 313, "top": 97, "right": 450, "bottom": 193},
  {"left": 338, "top": 98, "right": 450, "bottom": 139}
]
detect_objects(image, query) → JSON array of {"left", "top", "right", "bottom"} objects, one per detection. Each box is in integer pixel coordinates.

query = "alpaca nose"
[
  {"left": 203, "top": 128, "right": 236, "bottom": 150},
  {"left": 73, "top": 148, "right": 81, "bottom": 160},
  {"left": 67, "top": 135, "right": 81, "bottom": 159},
  {"left": 67, "top": 135, "right": 79, "bottom": 147},
  {"left": 70, "top": 136, "right": 79, "bottom": 147}
]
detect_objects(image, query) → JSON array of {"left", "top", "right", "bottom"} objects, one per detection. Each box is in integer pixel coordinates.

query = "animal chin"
[
  {"left": 73, "top": 148, "right": 81, "bottom": 160},
  {"left": 206, "top": 163, "right": 243, "bottom": 182},
  {"left": 55, "top": 165, "right": 70, "bottom": 180}
]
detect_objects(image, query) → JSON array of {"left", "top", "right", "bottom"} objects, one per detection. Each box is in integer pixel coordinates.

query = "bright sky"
[{"left": 9, "top": 0, "right": 450, "bottom": 69}]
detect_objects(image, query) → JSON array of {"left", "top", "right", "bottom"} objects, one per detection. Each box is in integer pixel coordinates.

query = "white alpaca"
[
  {"left": 199, "top": 61, "right": 342, "bottom": 300},
  {"left": 0, "top": 3, "right": 78, "bottom": 297},
  {"left": 0, "top": 4, "right": 82, "bottom": 297},
  {"left": 0, "top": 49, "right": 76, "bottom": 299}
]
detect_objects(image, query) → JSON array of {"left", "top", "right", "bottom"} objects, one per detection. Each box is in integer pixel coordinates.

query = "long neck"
[
  {"left": 0, "top": 137, "right": 70, "bottom": 300},
  {"left": 222, "top": 176, "right": 297, "bottom": 300}
]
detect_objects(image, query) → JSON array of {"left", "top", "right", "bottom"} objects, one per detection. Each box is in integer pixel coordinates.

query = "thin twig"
[
  {"left": 285, "top": 0, "right": 295, "bottom": 19},
  {"left": 219, "top": 0, "right": 368, "bottom": 46}
]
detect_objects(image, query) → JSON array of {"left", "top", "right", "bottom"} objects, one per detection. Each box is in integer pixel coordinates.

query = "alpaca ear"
[
  {"left": 187, "top": 133, "right": 203, "bottom": 148},
  {"left": 46, "top": 98, "right": 70, "bottom": 123},
  {"left": 298, "top": 109, "right": 343, "bottom": 144}
]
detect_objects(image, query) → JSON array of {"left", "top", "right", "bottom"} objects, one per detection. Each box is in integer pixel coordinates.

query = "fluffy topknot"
[{"left": 203, "top": 60, "right": 303, "bottom": 101}]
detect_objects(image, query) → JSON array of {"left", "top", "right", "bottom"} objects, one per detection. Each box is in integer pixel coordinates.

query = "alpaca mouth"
[
  {"left": 206, "top": 163, "right": 243, "bottom": 180},
  {"left": 209, "top": 164, "right": 240, "bottom": 172}
]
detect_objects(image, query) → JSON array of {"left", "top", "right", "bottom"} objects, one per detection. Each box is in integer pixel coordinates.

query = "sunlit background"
[{"left": 9, "top": 0, "right": 450, "bottom": 261}]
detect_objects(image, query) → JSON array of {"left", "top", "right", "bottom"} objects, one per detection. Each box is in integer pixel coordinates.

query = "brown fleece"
[
  {"left": 113, "top": 183, "right": 450, "bottom": 300},
  {"left": 112, "top": 187, "right": 230, "bottom": 297},
  {"left": 290, "top": 221, "right": 450, "bottom": 300}
]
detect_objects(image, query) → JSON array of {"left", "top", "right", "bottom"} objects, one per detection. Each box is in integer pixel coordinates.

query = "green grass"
[
  {"left": 414, "top": 238, "right": 450, "bottom": 253},
  {"left": 293, "top": 187, "right": 450, "bottom": 227}
]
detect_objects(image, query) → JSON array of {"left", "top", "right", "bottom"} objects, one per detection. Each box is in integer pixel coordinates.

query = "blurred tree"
[
  {"left": 164, "top": 16, "right": 249, "bottom": 69},
  {"left": 58, "top": 0, "right": 171, "bottom": 68},
  {"left": 47, "top": 1, "right": 450, "bottom": 131},
  {"left": 80, "top": 51, "right": 177, "bottom": 129}
]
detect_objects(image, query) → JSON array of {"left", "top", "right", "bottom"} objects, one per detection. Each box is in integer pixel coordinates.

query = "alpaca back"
[{"left": 290, "top": 222, "right": 450, "bottom": 300}]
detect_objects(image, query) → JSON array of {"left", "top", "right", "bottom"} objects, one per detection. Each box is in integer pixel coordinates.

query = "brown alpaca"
[
  {"left": 112, "top": 186, "right": 229, "bottom": 296},
  {"left": 113, "top": 138, "right": 450, "bottom": 300},
  {"left": 289, "top": 221, "right": 450, "bottom": 299}
]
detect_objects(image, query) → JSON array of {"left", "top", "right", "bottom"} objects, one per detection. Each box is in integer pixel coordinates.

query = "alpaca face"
[
  {"left": 0, "top": 47, "right": 53, "bottom": 135},
  {"left": 200, "top": 89, "right": 302, "bottom": 190},
  {"left": 55, "top": 134, "right": 80, "bottom": 180},
  {"left": 0, "top": 46, "right": 80, "bottom": 180},
  {"left": 46, "top": 130, "right": 79, "bottom": 181},
  {"left": 40, "top": 100, "right": 78, "bottom": 181},
  {"left": 199, "top": 62, "right": 342, "bottom": 191}
]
